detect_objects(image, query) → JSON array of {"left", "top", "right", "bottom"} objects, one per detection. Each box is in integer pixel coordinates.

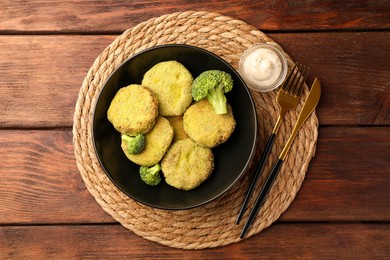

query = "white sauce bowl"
[{"left": 239, "top": 43, "right": 288, "bottom": 92}]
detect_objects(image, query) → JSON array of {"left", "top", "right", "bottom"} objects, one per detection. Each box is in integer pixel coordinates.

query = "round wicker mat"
[{"left": 73, "top": 11, "right": 318, "bottom": 249}]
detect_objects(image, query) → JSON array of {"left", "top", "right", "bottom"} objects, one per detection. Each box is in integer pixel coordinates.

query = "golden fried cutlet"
[
  {"left": 107, "top": 84, "right": 158, "bottom": 135},
  {"left": 161, "top": 138, "right": 214, "bottom": 191},
  {"left": 122, "top": 116, "right": 173, "bottom": 166},
  {"left": 141, "top": 61, "right": 193, "bottom": 116},
  {"left": 183, "top": 99, "right": 236, "bottom": 148},
  {"left": 166, "top": 116, "right": 188, "bottom": 141}
]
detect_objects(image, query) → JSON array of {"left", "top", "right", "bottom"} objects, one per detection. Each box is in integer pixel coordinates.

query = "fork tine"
[
  {"left": 300, "top": 66, "right": 310, "bottom": 95},
  {"left": 293, "top": 65, "right": 310, "bottom": 97},
  {"left": 285, "top": 63, "right": 302, "bottom": 94},
  {"left": 281, "top": 63, "right": 298, "bottom": 92}
]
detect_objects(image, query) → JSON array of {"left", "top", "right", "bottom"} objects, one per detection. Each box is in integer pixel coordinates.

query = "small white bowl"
[{"left": 239, "top": 43, "right": 288, "bottom": 92}]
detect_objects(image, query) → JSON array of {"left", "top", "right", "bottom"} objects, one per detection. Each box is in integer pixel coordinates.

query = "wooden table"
[{"left": 1, "top": 1, "right": 389, "bottom": 258}]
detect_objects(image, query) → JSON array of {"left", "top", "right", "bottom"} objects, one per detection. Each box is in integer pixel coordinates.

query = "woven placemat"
[{"left": 73, "top": 11, "right": 318, "bottom": 249}]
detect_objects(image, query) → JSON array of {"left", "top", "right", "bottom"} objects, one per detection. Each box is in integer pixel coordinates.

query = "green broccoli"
[
  {"left": 121, "top": 134, "right": 145, "bottom": 154},
  {"left": 191, "top": 70, "right": 234, "bottom": 114},
  {"left": 139, "top": 163, "right": 161, "bottom": 186}
]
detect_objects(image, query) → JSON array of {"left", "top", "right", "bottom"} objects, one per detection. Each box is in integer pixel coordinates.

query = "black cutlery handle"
[
  {"left": 236, "top": 133, "right": 276, "bottom": 224},
  {"left": 239, "top": 158, "right": 284, "bottom": 238}
]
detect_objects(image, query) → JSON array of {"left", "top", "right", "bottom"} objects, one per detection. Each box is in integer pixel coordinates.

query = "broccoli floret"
[
  {"left": 191, "top": 70, "right": 234, "bottom": 114},
  {"left": 139, "top": 164, "right": 161, "bottom": 186},
  {"left": 121, "top": 134, "right": 145, "bottom": 154}
]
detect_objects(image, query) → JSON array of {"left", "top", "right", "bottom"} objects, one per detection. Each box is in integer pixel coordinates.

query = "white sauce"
[{"left": 242, "top": 48, "right": 282, "bottom": 89}]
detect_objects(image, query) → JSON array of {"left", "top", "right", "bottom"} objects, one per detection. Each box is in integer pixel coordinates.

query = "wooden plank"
[
  {"left": 0, "top": 129, "right": 114, "bottom": 224},
  {"left": 280, "top": 126, "right": 390, "bottom": 221},
  {"left": 0, "top": 35, "right": 115, "bottom": 128},
  {"left": 0, "top": 1, "right": 388, "bottom": 32},
  {"left": 0, "top": 127, "right": 388, "bottom": 224},
  {"left": 0, "top": 224, "right": 389, "bottom": 258},
  {"left": 270, "top": 32, "right": 390, "bottom": 125},
  {"left": 0, "top": 32, "right": 389, "bottom": 127}
]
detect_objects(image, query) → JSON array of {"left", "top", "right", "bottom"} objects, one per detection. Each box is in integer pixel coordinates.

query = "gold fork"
[{"left": 236, "top": 63, "right": 309, "bottom": 224}]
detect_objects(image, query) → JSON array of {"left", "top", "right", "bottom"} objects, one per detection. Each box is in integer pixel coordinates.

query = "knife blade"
[{"left": 239, "top": 78, "right": 321, "bottom": 239}]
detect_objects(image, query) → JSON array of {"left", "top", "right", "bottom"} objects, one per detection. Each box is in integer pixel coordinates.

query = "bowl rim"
[{"left": 91, "top": 43, "right": 258, "bottom": 210}]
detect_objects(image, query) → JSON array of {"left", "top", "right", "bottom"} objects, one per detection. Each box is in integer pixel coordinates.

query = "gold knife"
[{"left": 240, "top": 78, "right": 321, "bottom": 238}]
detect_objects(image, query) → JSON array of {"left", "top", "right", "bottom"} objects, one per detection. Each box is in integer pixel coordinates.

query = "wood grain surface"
[
  {"left": 1, "top": 0, "right": 389, "bottom": 258},
  {"left": 1, "top": 224, "right": 389, "bottom": 259},
  {"left": 0, "top": 0, "right": 388, "bottom": 32},
  {"left": 0, "top": 32, "right": 389, "bottom": 127},
  {"left": 0, "top": 127, "right": 388, "bottom": 224}
]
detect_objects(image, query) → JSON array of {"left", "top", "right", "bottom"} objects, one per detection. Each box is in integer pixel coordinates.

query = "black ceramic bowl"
[{"left": 92, "top": 44, "right": 257, "bottom": 210}]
